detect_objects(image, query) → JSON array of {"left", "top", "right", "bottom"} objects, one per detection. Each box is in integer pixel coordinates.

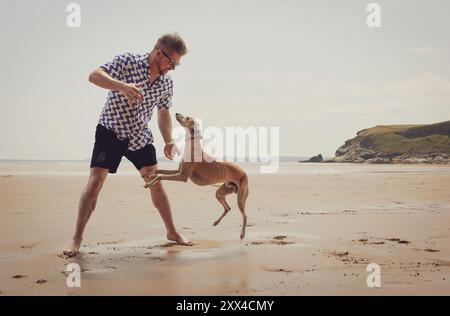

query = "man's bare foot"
[
  {"left": 63, "top": 238, "right": 82, "bottom": 257},
  {"left": 167, "top": 232, "right": 193, "bottom": 246}
]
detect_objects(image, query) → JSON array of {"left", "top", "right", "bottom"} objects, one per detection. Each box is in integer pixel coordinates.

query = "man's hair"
[{"left": 155, "top": 32, "right": 188, "bottom": 56}]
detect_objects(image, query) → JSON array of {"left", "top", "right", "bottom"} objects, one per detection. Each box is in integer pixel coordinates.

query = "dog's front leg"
[
  {"left": 155, "top": 163, "right": 181, "bottom": 175},
  {"left": 143, "top": 164, "right": 193, "bottom": 188},
  {"left": 143, "top": 173, "right": 187, "bottom": 188},
  {"left": 141, "top": 164, "right": 181, "bottom": 184},
  {"left": 156, "top": 169, "right": 180, "bottom": 175}
]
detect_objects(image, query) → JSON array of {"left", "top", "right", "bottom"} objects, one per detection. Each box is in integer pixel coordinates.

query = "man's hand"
[
  {"left": 164, "top": 142, "right": 180, "bottom": 160},
  {"left": 118, "top": 82, "right": 145, "bottom": 106},
  {"left": 88, "top": 68, "right": 144, "bottom": 106}
]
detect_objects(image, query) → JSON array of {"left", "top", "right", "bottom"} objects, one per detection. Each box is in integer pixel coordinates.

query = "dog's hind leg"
[
  {"left": 213, "top": 183, "right": 235, "bottom": 226},
  {"left": 237, "top": 175, "right": 249, "bottom": 240}
]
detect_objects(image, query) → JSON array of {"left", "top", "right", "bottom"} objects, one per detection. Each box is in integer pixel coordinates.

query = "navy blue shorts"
[{"left": 90, "top": 124, "right": 157, "bottom": 174}]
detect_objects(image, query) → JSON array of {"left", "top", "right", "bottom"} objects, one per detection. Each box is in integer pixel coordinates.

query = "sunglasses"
[{"left": 158, "top": 47, "right": 180, "bottom": 67}]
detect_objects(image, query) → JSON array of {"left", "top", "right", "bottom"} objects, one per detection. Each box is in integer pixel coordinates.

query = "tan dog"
[{"left": 143, "top": 113, "right": 249, "bottom": 239}]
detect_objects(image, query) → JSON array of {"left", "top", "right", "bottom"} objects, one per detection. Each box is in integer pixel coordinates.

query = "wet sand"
[{"left": 0, "top": 163, "right": 449, "bottom": 295}]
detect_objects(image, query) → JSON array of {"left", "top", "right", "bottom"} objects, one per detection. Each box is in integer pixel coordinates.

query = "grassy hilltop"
[{"left": 331, "top": 121, "right": 450, "bottom": 164}]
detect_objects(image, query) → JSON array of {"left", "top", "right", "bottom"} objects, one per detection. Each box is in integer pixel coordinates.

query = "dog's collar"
[
  {"left": 185, "top": 133, "right": 203, "bottom": 141},
  {"left": 185, "top": 127, "right": 203, "bottom": 141}
]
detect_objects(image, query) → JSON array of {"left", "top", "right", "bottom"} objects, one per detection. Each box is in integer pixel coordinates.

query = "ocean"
[{"left": 1, "top": 160, "right": 449, "bottom": 176}]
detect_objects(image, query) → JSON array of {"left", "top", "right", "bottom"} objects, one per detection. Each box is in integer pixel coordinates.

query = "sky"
[{"left": 0, "top": 0, "right": 449, "bottom": 160}]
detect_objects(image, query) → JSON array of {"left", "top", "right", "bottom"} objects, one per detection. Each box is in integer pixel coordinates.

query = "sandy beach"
[{"left": 0, "top": 162, "right": 449, "bottom": 295}]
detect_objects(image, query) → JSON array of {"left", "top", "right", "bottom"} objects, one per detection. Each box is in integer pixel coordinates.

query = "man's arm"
[
  {"left": 88, "top": 67, "right": 124, "bottom": 91},
  {"left": 158, "top": 109, "right": 180, "bottom": 160},
  {"left": 88, "top": 67, "right": 144, "bottom": 105},
  {"left": 158, "top": 109, "right": 174, "bottom": 144}
]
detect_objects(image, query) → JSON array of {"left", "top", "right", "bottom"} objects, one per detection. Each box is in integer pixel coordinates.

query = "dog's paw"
[{"left": 143, "top": 173, "right": 157, "bottom": 181}]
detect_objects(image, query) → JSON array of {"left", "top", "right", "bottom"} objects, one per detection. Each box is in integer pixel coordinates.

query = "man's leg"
[
  {"left": 63, "top": 167, "right": 109, "bottom": 256},
  {"left": 139, "top": 165, "right": 193, "bottom": 246}
]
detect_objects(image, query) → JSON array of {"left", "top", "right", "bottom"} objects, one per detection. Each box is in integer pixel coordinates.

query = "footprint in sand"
[
  {"left": 263, "top": 267, "right": 293, "bottom": 273},
  {"left": 250, "top": 236, "right": 295, "bottom": 246},
  {"left": 251, "top": 240, "right": 295, "bottom": 246},
  {"left": 433, "top": 260, "right": 450, "bottom": 267},
  {"left": 331, "top": 251, "right": 349, "bottom": 257},
  {"left": 328, "top": 251, "right": 368, "bottom": 265},
  {"left": 358, "top": 238, "right": 385, "bottom": 245},
  {"left": 424, "top": 248, "right": 440, "bottom": 253},
  {"left": 387, "top": 238, "right": 410, "bottom": 244},
  {"left": 20, "top": 243, "right": 39, "bottom": 249},
  {"left": 36, "top": 279, "right": 47, "bottom": 284},
  {"left": 12, "top": 275, "right": 26, "bottom": 279},
  {"left": 97, "top": 240, "right": 124, "bottom": 245},
  {"left": 149, "top": 257, "right": 168, "bottom": 262}
]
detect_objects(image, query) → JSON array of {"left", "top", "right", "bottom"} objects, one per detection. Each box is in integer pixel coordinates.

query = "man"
[{"left": 63, "top": 33, "right": 192, "bottom": 257}]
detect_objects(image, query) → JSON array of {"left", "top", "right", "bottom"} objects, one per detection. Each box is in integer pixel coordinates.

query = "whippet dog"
[{"left": 143, "top": 113, "right": 249, "bottom": 240}]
